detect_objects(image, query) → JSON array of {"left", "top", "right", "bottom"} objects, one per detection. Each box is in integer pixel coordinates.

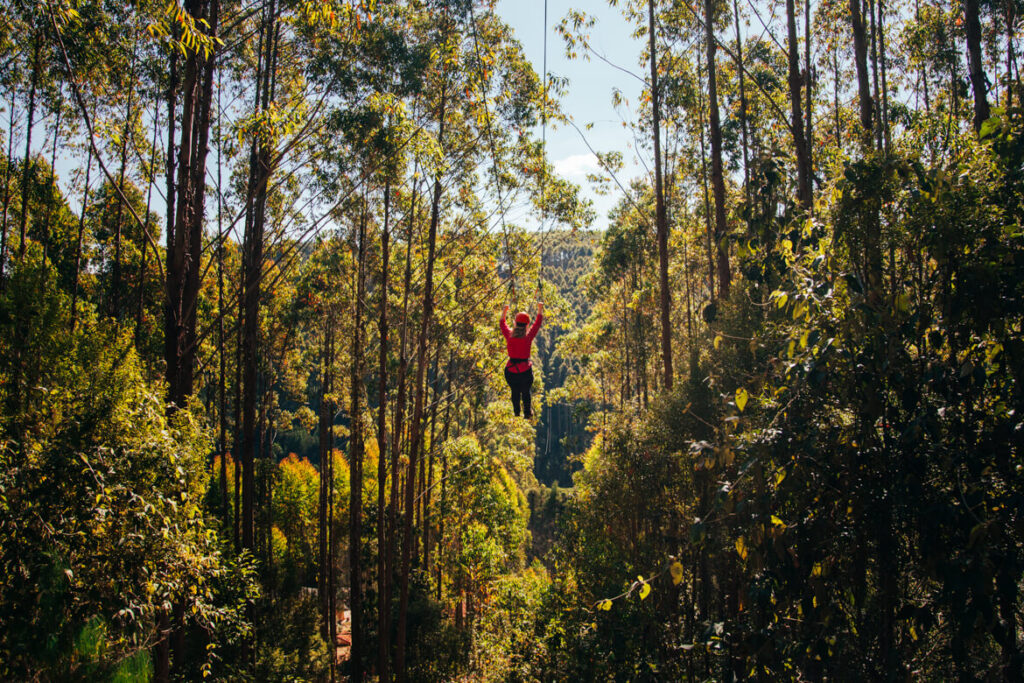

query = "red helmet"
[{"left": 515, "top": 311, "right": 530, "bottom": 325}]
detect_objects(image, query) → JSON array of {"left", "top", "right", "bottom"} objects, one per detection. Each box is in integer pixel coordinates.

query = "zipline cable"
[{"left": 538, "top": 0, "right": 548, "bottom": 294}]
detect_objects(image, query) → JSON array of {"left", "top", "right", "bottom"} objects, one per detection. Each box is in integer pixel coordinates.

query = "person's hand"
[
  {"left": 537, "top": 302, "right": 544, "bottom": 313},
  {"left": 503, "top": 304, "right": 510, "bottom": 314}
]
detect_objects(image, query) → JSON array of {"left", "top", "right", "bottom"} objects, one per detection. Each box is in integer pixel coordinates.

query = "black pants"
[{"left": 504, "top": 367, "right": 534, "bottom": 418}]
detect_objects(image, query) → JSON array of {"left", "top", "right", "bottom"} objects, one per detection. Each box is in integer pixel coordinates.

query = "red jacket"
[{"left": 500, "top": 311, "right": 543, "bottom": 372}]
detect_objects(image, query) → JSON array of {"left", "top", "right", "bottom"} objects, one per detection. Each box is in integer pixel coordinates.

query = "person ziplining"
[{"left": 500, "top": 302, "right": 544, "bottom": 420}]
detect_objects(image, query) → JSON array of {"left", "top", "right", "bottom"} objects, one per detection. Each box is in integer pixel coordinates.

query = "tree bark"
[
  {"left": 376, "top": 182, "right": 391, "bottom": 683},
  {"left": 696, "top": 56, "right": 716, "bottom": 301},
  {"left": 705, "top": 0, "right": 734, "bottom": 298},
  {"left": 648, "top": 0, "right": 674, "bottom": 389},
  {"left": 849, "top": 0, "right": 874, "bottom": 145},
  {"left": 786, "top": 0, "right": 812, "bottom": 208},
  {"left": 241, "top": 0, "right": 275, "bottom": 552},
  {"left": 17, "top": 36, "right": 41, "bottom": 262},
  {"left": 733, "top": 0, "right": 750, "bottom": 202},
  {"left": 349, "top": 201, "right": 368, "bottom": 682},
  {"left": 0, "top": 92, "right": 16, "bottom": 287},
  {"left": 965, "top": 0, "right": 991, "bottom": 131}
]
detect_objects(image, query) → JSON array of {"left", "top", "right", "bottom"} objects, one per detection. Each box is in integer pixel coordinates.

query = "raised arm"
[
  {"left": 500, "top": 304, "right": 511, "bottom": 338},
  {"left": 527, "top": 302, "right": 544, "bottom": 339}
]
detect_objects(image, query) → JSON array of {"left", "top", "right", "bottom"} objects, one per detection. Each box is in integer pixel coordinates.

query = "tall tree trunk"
[
  {"left": 696, "top": 57, "right": 716, "bottom": 301},
  {"left": 327, "top": 329, "right": 338, "bottom": 683},
  {"left": 17, "top": 35, "right": 41, "bottom": 262},
  {"left": 41, "top": 100, "right": 61, "bottom": 268},
  {"left": 156, "top": 3, "right": 218, "bottom": 676},
  {"left": 241, "top": 0, "right": 275, "bottom": 552},
  {"left": 397, "top": 82, "right": 447, "bottom": 683},
  {"left": 0, "top": 92, "right": 16, "bottom": 287},
  {"left": 422, "top": 346, "right": 441, "bottom": 576},
  {"left": 349, "top": 202, "right": 368, "bottom": 682},
  {"left": 376, "top": 182, "right": 391, "bottom": 683},
  {"left": 733, "top": 0, "right": 750, "bottom": 202},
  {"left": 164, "top": 0, "right": 219, "bottom": 409},
  {"left": 71, "top": 132, "right": 92, "bottom": 332},
  {"left": 215, "top": 81, "right": 229, "bottom": 520},
  {"left": 136, "top": 95, "right": 160, "bottom": 347},
  {"left": 849, "top": 0, "right": 874, "bottom": 145},
  {"left": 705, "top": 0, "right": 734, "bottom": 297},
  {"left": 878, "top": 0, "right": 891, "bottom": 151},
  {"left": 647, "top": 0, "right": 674, "bottom": 389},
  {"left": 965, "top": 0, "right": 991, "bottom": 131},
  {"left": 389, "top": 177, "right": 417, "bottom": 666},
  {"left": 786, "top": 0, "right": 812, "bottom": 209},
  {"left": 1006, "top": 0, "right": 1016, "bottom": 110},
  {"left": 318, "top": 322, "right": 333, "bottom": 639},
  {"left": 868, "top": 0, "right": 883, "bottom": 148},
  {"left": 112, "top": 54, "right": 137, "bottom": 319},
  {"left": 804, "top": 0, "right": 814, "bottom": 191}
]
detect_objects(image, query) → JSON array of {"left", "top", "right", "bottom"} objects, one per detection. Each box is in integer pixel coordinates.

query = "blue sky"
[{"left": 495, "top": 0, "right": 648, "bottom": 231}]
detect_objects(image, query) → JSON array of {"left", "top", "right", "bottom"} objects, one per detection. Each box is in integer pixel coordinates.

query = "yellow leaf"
[
  {"left": 735, "top": 536, "right": 748, "bottom": 560},
  {"left": 771, "top": 515, "right": 786, "bottom": 528},
  {"left": 774, "top": 469, "right": 786, "bottom": 487},
  {"left": 597, "top": 599, "right": 612, "bottom": 611},
  {"left": 714, "top": 335, "right": 722, "bottom": 350},
  {"left": 669, "top": 560, "right": 684, "bottom": 585},
  {"left": 735, "top": 388, "right": 749, "bottom": 413},
  {"left": 639, "top": 582, "right": 651, "bottom": 600}
]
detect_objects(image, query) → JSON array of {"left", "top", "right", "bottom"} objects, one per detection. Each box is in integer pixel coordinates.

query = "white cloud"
[{"left": 553, "top": 153, "right": 599, "bottom": 178}]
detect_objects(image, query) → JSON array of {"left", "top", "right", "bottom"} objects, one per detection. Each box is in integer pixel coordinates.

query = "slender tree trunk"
[
  {"left": 136, "top": 96, "right": 160, "bottom": 347},
  {"left": 878, "top": 0, "right": 891, "bottom": 151},
  {"left": 242, "top": 0, "right": 275, "bottom": 552},
  {"left": 318, "top": 322, "right": 333, "bottom": 638},
  {"left": 804, "top": 0, "right": 814, "bottom": 190},
  {"left": 71, "top": 135, "right": 92, "bottom": 332},
  {"left": 0, "top": 93, "right": 16, "bottom": 287},
  {"left": 376, "top": 182, "right": 391, "bottom": 683},
  {"left": 696, "top": 55, "right": 715, "bottom": 301},
  {"left": 17, "top": 36, "right": 41, "bottom": 262},
  {"left": 965, "top": 0, "right": 991, "bottom": 131},
  {"left": 349, "top": 202, "right": 368, "bottom": 682},
  {"left": 733, "top": 0, "right": 750, "bottom": 202},
  {"left": 389, "top": 177, "right": 417, "bottom": 664},
  {"left": 647, "top": 0, "right": 674, "bottom": 389},
  {"left": 786, "top": 0, "right": 812, "bottom": 209},
  {"left": 705, "top": 0, "right": 734, "bottom": 297},
  {"left": 112, "top": 54, "right": 137, "bottom": 319},
  {"left": 422, "top": 346, "right": 441, "bottom": 576},
  {"left": 397, "top": 82, "right": 447, "bottom": 683},
  {"left": 327, "top": 329, "right": 338, "bottom": 683},
  {"left": 850, "top": 0, "right": 874, "bottom": 145},
  {"left": 834, "top": 45, "right": 842, "bottom": 149},
  {"left": 1006, "top": 1, "right": 1016, "bottom": 110},
  {"left": 868, "top": 0, "right": 883, "bottom": 149},
  {"left": 165, "top": 0, "right": 219, "bottom": 409},
  {"left": 41, "top": 99, "right": 61, "bottom": 268}
]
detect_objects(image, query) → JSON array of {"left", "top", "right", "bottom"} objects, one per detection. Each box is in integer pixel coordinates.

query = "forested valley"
[{"left": 1, "top": 0, "right": 1023, "bottom": 680}]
